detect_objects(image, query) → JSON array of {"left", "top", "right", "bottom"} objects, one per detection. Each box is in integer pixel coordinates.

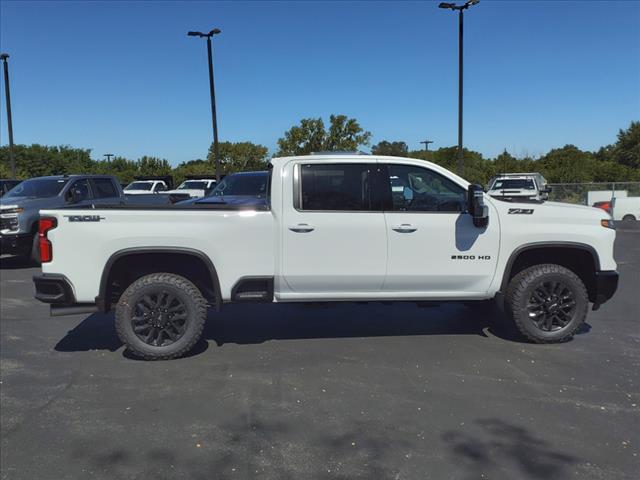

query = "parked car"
[
  {"left": 487, "top": 173, "right": 550, "bottom": 202},
  {"left": 0, "top": 174, "right": 179, "bottom": 262},
  {"left": 165, "top": 179, "right": 218, "bottom": 198},
  {"left": 33, "top": 154, "right": 618, "bottom": 360},
  {"left": 177, "top": 171, "right": 269, "bottom": 207},
  {"left": 123, "top": 180, "right": 168, "bottom": 194},
  {"left": 595, "top": 198, "right": 640, "bottom": 222},
  {"left": 0, "top": 179, "right": 22, "bottom": 197}
]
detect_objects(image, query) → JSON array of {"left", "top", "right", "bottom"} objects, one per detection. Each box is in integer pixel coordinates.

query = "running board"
[{"left": 51, "top": 304, "right": 99, "bottom": 317}]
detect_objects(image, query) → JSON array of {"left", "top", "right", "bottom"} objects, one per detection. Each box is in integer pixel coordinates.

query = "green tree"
[
  {"left": 371, "top": 140, "right": 409, "bottom": 157},
  {"left": 611, "top": 121, "right": 640, "bottom": 169},
  {"left": 538, "top": 145, "right": 596, "bottom": 183},
  {"left": 207, "top": 141, "right": 269, "bottom": 174},
  {"left": 276, "top": 114, "right": 371, "bottom": 156}
]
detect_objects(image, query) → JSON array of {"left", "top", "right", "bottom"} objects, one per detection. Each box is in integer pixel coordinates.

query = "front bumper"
[
  {"left": 0, "top": 233, "right": 33, "bottom": 256},
  {"left": 592, "top": 270, "right": 619, "bottom": 309}
]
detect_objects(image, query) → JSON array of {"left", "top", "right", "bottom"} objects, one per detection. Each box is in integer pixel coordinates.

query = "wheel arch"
[
  {"left": 500, "top": 242, "right": 600, "bottom": 302},
  {"left": 98, "top": 247, "right": 222, "bottom": 313}
]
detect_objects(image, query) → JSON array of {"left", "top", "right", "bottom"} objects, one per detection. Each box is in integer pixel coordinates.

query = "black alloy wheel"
[
  {"left": 132, "top": 291, "right": 188, "bottom": 347},
  {"left": 526, "top": 280, "right": 577, "bottom": 332}
]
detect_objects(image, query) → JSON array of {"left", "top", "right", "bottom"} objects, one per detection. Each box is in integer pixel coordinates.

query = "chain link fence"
[{"left": 547, "top": 182, "right": 640, "bottom": 220}]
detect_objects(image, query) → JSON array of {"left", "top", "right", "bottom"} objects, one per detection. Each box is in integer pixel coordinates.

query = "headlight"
[
  {"left": 0, "top": 206, "right": 23, "bottom": 217},
  {"left": 600, "top": 219, "right": 615, "bottom": 230}
]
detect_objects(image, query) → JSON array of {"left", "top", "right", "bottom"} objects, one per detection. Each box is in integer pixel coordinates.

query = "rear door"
[
  {"left": 90, "top": 178, "right": 123, "bottom": 205},
  {"left": 280, "top": 161, "right": 387, "bottom": 295},
  {"left": 381, "top": 162, "right": 500, "bottom": 297}
]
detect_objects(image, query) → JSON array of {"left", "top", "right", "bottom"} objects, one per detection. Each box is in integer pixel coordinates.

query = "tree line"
[{"left": 1, "top": 117, "right": 638, "bottom": 186}]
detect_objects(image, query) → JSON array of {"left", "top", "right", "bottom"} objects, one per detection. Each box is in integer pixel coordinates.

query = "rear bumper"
[
  {"left": 0, "top": 233, "right": 32, "bottom": 256},
  {"left": 592, "top": 270, "right": 619, "bottom": 309},
  {"left": 33, "top": 273, "right": 76, "bottom": 304},
  {"left": 33, "top": 274, "right": 99, "bottom": 316}
]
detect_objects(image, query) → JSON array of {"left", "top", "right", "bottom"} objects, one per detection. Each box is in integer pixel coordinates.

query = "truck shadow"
[
  {"left": 0, "top": 255, "right": 36, "bottom": 270},
  {"left": 55, "top": 302, "right": 535, "bottom": 357}
]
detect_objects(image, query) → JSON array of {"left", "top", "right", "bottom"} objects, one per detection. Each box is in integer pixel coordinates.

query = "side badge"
[{"left": 508, "top": 208, "right": 534, "bottom": 215}]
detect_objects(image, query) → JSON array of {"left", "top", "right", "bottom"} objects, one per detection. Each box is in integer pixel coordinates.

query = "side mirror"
[
  {"left": 402, "top": 186, "right": 414, "bottom": 202},
  {"left": 467, "top": 184, "right": 489, "bottom": 228}
]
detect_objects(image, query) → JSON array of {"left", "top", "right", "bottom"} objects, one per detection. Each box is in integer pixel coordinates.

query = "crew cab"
[
  {"left": 487, "top": 173, "right": 550, "bottom": 202},
  {"left": 33, "top": 154, "right": 619, "bottom": 360}
]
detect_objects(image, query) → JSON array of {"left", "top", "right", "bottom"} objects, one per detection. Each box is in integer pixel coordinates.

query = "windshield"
[
  {"left": 4, "top": 178, "right": 69, "bottom": 198},
  {"left": 179, "top": 181, "right": 210, "bottom": 190},
  {"left": 491, "top": 179, "right": 535, "bottom": 190},
  {"left": 125, "top": 182, "right": 153, "bottom": 191},
  {"left": 211, "top": 174, "right": 268, "bottom": 197}
]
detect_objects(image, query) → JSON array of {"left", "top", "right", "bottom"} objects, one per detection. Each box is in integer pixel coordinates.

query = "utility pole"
[
  {"left": 1, "top": 53, "right": 16, "bottom": 179},
  {"left": 188, "top": 28, "right": 222, "bottom": 181},
  {"left": 438, "top": 0, "right": 479, "bottom": 176},
  {"left": 104, "top": 153, "right": 114, "bottom": 162},
  {"left": 420, "top": 139, "right": 434, "bottom": 151}
]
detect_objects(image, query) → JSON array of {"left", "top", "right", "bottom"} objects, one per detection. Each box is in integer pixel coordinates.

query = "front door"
[
  {"left": 381, "top": 162, "right": 500, "bottom": 297},
  {"left": 281, "top": 162, "right": 387, "bottom": 295}
]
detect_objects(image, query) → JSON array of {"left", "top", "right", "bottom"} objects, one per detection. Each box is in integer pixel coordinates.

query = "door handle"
[
  {"left": 289, "top": 223, "right": 315, "bottom": 233},
  {"left": 392, "top": 223, "right": 417, "bottom": 233}
]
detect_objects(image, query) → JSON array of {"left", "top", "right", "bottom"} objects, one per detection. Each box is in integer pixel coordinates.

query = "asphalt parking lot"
[{"left": 1, "top": 227, "right": 638, "bottom": 480}]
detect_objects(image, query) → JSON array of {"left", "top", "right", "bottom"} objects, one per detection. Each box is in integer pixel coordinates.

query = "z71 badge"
[
  {"left": 508, "top": 208, "right": 534, "bottom": 215},
  {"left": 64, "top": 215, "right": 105, "bottom": 222}
]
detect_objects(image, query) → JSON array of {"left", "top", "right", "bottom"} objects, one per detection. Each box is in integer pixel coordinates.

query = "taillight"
[
  {"left": 39, "top": 217, "right": 57, "bottom": 263},
  {"left": 593, "top": 201, "right": 612, "bottom": 214}
]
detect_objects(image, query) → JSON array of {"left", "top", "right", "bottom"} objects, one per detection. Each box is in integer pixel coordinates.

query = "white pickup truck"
[{"left": 33, "top": 154, "right": 619, "bottom": 360}]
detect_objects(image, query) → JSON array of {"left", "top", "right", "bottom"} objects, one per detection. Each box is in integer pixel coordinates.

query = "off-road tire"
[
  {"left": 115, "top": 273, "right": 207, "bottom": 360},
  {"left": 506, "top": 264, "right": 588, "bottom": 344}
]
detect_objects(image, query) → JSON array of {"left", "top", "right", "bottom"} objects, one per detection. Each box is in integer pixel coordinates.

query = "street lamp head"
[
  {"left": 466, "top": 0, "right": 480, "bottom": 6},
  {"left": 0, "top": 53, "right": 9, "bottom": 60},
  {"left": 187, "top": 31, "right": 204, "bottom": 37},
  {"left": 210, "top": 28, "right": 221, "bottom": 35},
  {"left": 439, "top": 2, "right": 456, "bottom": 9}
]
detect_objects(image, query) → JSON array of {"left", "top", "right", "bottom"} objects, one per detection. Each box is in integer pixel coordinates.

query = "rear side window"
[
  {"left": 93, "top": 178, "right": 119, "bottom": 198},
  {"left": 299, "top": 163, "right": 373, "bottom": 211}
]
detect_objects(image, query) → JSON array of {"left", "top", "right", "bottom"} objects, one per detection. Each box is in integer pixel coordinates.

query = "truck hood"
[
  {"left": 491, "top": 197, "right": 609, "bottom": 221},
  {"left": 1, "top": 196, "right": 61, "bottom": 211}
]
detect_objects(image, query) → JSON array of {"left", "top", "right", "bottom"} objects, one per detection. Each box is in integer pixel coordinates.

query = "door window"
[
  {"left": 70, "top": 179, "right": 92, "bottom": 201},
  {"left": 92, "top": 178, "right": 118, "bottom": 198},
  {"left": 386, "top": 164, "right": 466, "bottom": 212},
  {"left": 298, "top": 163, "right": 374, "bottom": 211}
]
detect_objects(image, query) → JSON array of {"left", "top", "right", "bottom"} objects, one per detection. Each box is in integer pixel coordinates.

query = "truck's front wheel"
[
  {"left": 506, "top": 264, "right": 588, "bottom": 343},
  {"left": 115, "top": 273, "right": 207, "bottom": 360}
]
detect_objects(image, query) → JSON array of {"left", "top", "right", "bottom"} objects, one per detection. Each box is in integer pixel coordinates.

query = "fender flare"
[
  {"left": 499, "top": 241, "right": 600, "bottom": 293},
  {"left": 96, "top": 247, "right": 222, "bottom": 312}
]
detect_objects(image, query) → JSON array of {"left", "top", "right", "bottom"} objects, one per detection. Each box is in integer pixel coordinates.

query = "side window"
[
  {"left": 70, "top": 179, "right": 92, "bottom": 201},
  {"left": 386, "top": 164, "right": 466, "bottom": 212},
  {"left": 299, "top": 163, "right": 373, "bottom": 211},
  {"left": 92, "top": 178, "right": 119, "bottom": 198}
]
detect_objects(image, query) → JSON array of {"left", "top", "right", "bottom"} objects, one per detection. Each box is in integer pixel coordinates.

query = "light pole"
[
  {"left": 439, "top": 0, "right": 479, "bottom": 176},
  {"left": 104, "top": 153, "right": 114, "bottom": 162},
  {"left": 188, "top": 28, "right": 222, "bottom": 181},
  {"left": 420, "top": 139, "right": 434, "bottom": 151},
  {"left": 1, "top": 53, "right": 16, "bottom": 179}
]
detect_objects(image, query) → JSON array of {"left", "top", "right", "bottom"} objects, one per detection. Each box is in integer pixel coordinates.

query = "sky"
[{"left": 0, "top": 0, "right": 639, "bottom": 165}]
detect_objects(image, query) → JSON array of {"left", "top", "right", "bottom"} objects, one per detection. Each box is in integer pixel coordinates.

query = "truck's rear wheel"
[
  {"left": 115, "top": 273, "right": 207, "bottom": 360},
  {"left": 622, "top": 214, "right": 636, "bottom": 223},
  {"left": 506, "top": 264, "right": 588, "bottom": 343}
]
